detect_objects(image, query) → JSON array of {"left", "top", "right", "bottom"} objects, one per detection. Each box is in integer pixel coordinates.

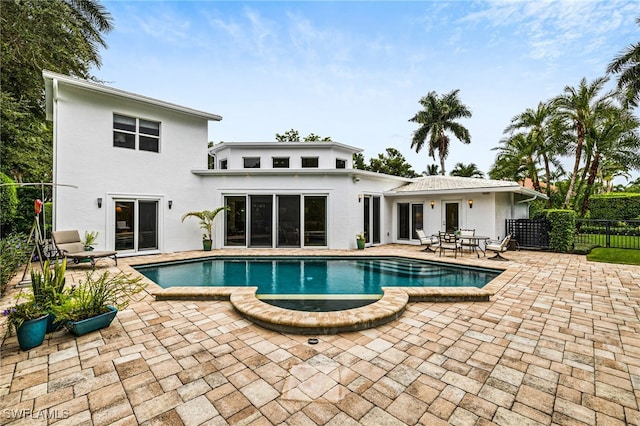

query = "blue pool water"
[{"left": 136, "top": 256, "right": 500, "bottom": 297}]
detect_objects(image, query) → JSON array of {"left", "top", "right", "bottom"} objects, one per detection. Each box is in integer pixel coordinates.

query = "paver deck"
[{"left": 1, "top": 245, "right": 639, "bottom": 425}]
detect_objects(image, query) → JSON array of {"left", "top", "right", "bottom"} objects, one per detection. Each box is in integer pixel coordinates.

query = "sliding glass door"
[
  {"left": 250, "top": 195, "right": 273, "bottom": 247},
  {"left": 277, "top": 195, "right": 300, "bottom": 247},
  {"left": 114, "top": 199, "right": 158, "bottom": 252}
]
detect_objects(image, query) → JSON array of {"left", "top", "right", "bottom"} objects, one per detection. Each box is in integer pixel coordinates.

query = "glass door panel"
[
  {"left": 138, "top": 201, "right": 158, "bottom": 250},
  {"left": 277, "top": 195, "right": 300, "bottom": 247},
  {"left": 304, "top": 196, "right": 326, "bottom": 246},
  {"left": 397, "top": 203, "right": 410, "bottom": 240},
  {"left": 373, "top": 197, "right": 381, "bottom": 244},
  {"left": 250, "top": 195, "right": 273, "bottom": 247},
  {"left": 445, "top": 202, "right": 459, "bottom": 233},
  {"left": 115, "top": 201, "right": 135, "bottom": 251},
  {"left": 412, "top": 204, "right": 423, "bottom": 239},
  {"left": 225, "top": 196, "right": 246, "bottom": 246},
  {"left": 363, "top": 197, "right": 371, "bottom": 243}
]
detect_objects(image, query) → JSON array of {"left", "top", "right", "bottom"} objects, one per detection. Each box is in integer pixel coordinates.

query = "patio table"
[{"left": 460, "top": 236, "right": 490, "bottom": 257}]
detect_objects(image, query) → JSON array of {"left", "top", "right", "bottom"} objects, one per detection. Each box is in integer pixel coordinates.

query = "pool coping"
[{"left": 122, "top": 250, "right": 512, "bottom": 334}]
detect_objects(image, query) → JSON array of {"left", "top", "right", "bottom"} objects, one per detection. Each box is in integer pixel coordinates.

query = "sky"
[{"left": 96, "top": 0, "right": 639, "bottom": 182}]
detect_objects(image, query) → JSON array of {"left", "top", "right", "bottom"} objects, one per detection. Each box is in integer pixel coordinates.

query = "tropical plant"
[
  {"left": 423, "top": 164, "right": 439, "bottom": 176},
  {"left": 607, "top": 16, "right": 640, "bottom": 108},
  {"left": 552, "top": 77, "right": 614, "bottom": 209},
  {"left": 0, "top": 233, "right": 32, "bottom": 297},
  {"left": 50, "top": 270, "right": 145, "bottom": 323},
  {"left": 30, "top": 259, "right": 67, "bottom": 310},
  {"left": 275, "top": 129, "right": 332, "bottom": 142},
  {"left": 81, "top": 231, "right": 99, "bottom": 249},
  {"left": 409, "top": 89, "right": 472, "bottom": 176},
  {"left": 449, "top": 162, "right": 484, "bottom": 178},
  {"left": 181, "top": 207, "right": 230, "bottom": 241}
]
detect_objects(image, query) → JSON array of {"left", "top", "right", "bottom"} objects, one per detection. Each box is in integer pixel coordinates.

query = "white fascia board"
[
  {"left": 42, "top": 70, "right": 222, "bottom": 122},
  {"left": 208, "top": 141, "right": 363, "bottom": 154}
]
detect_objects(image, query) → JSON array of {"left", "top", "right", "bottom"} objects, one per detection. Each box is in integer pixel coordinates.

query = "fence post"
[{"left": 606, "top": 221, "right": 610, "bottom": 248}]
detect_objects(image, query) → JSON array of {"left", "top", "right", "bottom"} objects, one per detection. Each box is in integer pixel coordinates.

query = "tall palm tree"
[
  {"left": 422, "top": 164, "right": 439, "bottom": 176},
  {"left": 449, "top": 162, "right": 484, "bottom": 178},
  {"left": 489, "top": 134, "right": 536, "bottom": 184},
  {"left": 607, "top": 16, "right": 640, "bottom": 108},
  {"left": 409, "top": 90, "right": 472, "bottom": 176},
  {"left": 552, "top": 77, "right": 613, "bottom": 209},
  {"left": 505, "top": 102, "right": 567, "bottom": 202}
]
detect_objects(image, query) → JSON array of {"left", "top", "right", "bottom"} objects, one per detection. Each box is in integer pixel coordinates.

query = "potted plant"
[
  {"left": 356, "top": 231, "right": 366, "bottom": 250},
  {"left": 81, "top": 231, "right": 99, "bottom": 251},
  {"left": 50, "top": 270, "right": 145, "bottom": 336},
  {"left": 3, "top": 293, "right": 49, "bottom": 351},
  {"left": 181, "top": 206, "right": 229, "bottom": 251},
  {"left": 31, "top": 259, "right": 68, "bottom": 332}
]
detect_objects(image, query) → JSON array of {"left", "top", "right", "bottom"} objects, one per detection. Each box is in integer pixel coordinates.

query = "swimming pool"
[{"left": 136, "top": 256, "right": 500, "bottom": 311}]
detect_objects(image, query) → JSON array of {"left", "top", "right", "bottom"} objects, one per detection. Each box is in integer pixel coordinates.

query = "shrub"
[
  {"left": 0, "top": 233, "right": 32, "bottom": 297},
  {"left": 589, "top": 193, "right": 640, "bottom": 220},
  {"left": 546, "top": 209, "right": 576, "bottom": 253}
]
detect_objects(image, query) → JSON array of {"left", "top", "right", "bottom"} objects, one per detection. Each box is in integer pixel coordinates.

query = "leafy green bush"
[
  {"left": 573, "top": 242, "right": 599, "bottom": 255},
  {"left": 546, "top": 209, "right": 576, "bottom": 253},
  {"left": 0, "top": 233, "right": 32, "bottom": 297},
  {"left": 0, "top": 173, "right": 18, "bottom": 236},
  {"left": 589, "top": 193, "right": 640, "bottom": 220}
]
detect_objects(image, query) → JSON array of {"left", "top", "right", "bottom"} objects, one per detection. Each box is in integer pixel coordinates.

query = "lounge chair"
[
  {"left": 485, "top": 234, "right": 512, "bottom": 261},
  {"left": 416, "top": 229, "right": 438, "bottom": 252},
  {"left": 438, "top": 232, "right": 461, "bottom": 258},
  {"left": 52, "top": 230, "right": 117, "bottom": 267}
]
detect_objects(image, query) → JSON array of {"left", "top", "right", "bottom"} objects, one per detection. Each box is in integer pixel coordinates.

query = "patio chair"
[
  {"left": 52, "top": 230, "right": 117, "bottom": 267},
  {"left": 438, "top": 232, "right": 461, "bottom": 258},
  {"left": 416, "top": 229, "right": 438, "bottom": 252},
  {"left": 485, "top": 234, "right": 512, "bottom": 261},
  {"left": 459, "top": 229, "right": 477, "bottom": 254}
]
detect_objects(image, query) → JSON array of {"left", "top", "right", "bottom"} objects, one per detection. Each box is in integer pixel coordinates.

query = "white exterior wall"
[{"left": 52, "top": 83, "right": 212, "bottom": 253}]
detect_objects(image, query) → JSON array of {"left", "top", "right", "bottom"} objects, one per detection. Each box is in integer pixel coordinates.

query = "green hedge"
[
  {"left": 546, "top": 209, "right": 576, "bottom": 253},
  {"left": 589, "top": 193, "right": 640, "bottom": 220},
  {"left": 0, "top": 233, "right": 32, "bottom": 297}
]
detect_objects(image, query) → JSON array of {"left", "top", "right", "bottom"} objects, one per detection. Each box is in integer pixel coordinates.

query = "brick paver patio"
[{"left": 1, "top": 245, "right": 639, "bottom": 425}]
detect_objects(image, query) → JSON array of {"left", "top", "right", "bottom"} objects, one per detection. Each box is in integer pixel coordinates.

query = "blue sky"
[{"left": 97, "top": 0, "right": 638, "bottom": 181}]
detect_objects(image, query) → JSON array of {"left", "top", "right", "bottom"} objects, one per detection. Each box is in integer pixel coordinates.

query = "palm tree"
[
  {"left": 422, "top": 164, "right": 439, "bottom": 176},
  {"left": 504, "top": 102, "right": 567, "bottom": 201},
  {"left": 409, "top": 90, "right": 472, "bottom": 176},
  {"left": 552, "top": 77, "right": 613, "bottom": 209},
  {"left": 449, "top": 162, "right": 484, "bottom": 178},
  {"left": 607, "top": 16, "right": 640, "bottom": 107},
  {"left": 489, "top": 134, "right": 536, "bottom": 184},
  {"left": 181, "top": 207, "right": 230, "bottom": 242}
]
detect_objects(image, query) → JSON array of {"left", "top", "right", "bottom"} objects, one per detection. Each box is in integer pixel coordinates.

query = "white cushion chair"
[
  {"left": 485, "top": 234, "right": 512, "bottom": 261},
  {"left": 416, "top": 229, "right": 438, "bottom": 252}
]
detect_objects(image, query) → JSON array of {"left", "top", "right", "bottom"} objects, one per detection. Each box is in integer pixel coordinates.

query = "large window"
[{"left": 113, "top": 114, "right": 160, "bottom": 152}]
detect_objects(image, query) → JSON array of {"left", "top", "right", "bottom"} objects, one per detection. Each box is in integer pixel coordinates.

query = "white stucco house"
[{"left": 44, "top": 70, "right": 546, "bottom": 255}]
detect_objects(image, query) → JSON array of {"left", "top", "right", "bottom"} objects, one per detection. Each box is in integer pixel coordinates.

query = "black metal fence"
[
  {"left": 505, "top": 218, "right": 640, "bottom": 250},
  {"left": 575, "top": 219, "right": 640, "bottom": 250},
  {"left": 506, "top": 219, "right": 550, "bottom": 249}
]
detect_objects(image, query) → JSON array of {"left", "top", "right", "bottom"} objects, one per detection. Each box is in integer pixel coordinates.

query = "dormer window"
[
  {"left": 243, "top": 157, "right": 261, "bottom": 168},
  {"left": 336, "top": 159, "right": 347, "bottom": 169},
  {"left": 273, "top": 157, "right": 290, "bottom": 168},
  {"left": 302, "top": 157, "right": 318, "bottom": 168}
]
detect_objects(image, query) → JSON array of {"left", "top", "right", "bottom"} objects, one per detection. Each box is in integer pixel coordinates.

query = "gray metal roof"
[{"left": 385, "top": 176, "right": 548, "bottom": 199}]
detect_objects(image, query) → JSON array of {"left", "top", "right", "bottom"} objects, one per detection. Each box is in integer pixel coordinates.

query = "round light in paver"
[{"left": 308, "top": 338, "right": 319, "bottom": 344}]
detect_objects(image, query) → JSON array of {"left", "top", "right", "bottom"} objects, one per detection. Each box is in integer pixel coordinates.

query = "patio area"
[{"left": 1, "top": 245, "right": 639, "bottom": 425}]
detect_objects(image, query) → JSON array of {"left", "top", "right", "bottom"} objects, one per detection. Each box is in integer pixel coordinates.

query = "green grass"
[
  {"left": 576, "top": 233, "right": 639, "bottom": 249},
  {"left": 587, "top": 248, "right": 640, "bottom": 266}
]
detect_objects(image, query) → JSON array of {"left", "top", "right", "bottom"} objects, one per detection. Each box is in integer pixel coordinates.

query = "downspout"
[{"left": 52, "top": 78, "right": 59, "bottom": 232}]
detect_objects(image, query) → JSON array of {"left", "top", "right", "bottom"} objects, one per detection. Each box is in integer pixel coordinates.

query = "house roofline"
[
  {"left": 209, "top": 141, "right": 363, "bottom": 154},
  {"left": 43, "top": 70, "right": 223, "bottom": 122},
  {"left": 384, "top": 186, "right": 548, "bottom": 199}
]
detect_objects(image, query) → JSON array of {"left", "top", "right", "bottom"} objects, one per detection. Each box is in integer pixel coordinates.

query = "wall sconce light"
[
  {"left": 352, "top": 176, "right": 360, "bottom": 183},
  {"left": 430, "top": 200, "right": 435, "bottom": 209},
  {"left": 358, "top": 194, "right": 363, "bottom": 203},
  {"left": 97, "top": 197, "right": 102, "bottom": 208},
  {"left": 468, "top": 199, "right": 473, "bottom": 209},
  {"left": 168, "top": 200, "right": 173, "bottom": 209}
]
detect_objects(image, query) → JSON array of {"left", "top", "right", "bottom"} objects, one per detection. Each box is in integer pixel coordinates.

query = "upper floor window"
[
  {"left": 219, "top": 159, "right": 228, "bottom": 169},
  {"left": 302, "top": 157, "right": 318, "bottom": 168},
  {"left": 336, "top": 159, "right": 347, "bottom": 169},
  {"left": 113, "top": 114, "right": 160, "bottom": 153},
  {"left": 273, "top": 157, "right": 290, "bottom": 168},
  {"left": 243, "top": 157, "right": 261, "bottom": 168}
]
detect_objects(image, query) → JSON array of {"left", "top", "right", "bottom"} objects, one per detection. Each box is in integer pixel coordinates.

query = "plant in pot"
[
  {"left": 3, "top": 292, "right": 49, "bottom": 351},
  {"left": 356, "top": 231, "right": 366, "bottom": 250},
  {"left": 181, "top": 206, "right": 230, "bottom": 251},
  {"left": 81, "top": 231, "right": 99, "bottom": 251},
  {"left": 50, "top": 270, "right": 145, "bottom": 336},
  {"left": 31, "top": 259, "right": 68, "bottom": 333}
]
